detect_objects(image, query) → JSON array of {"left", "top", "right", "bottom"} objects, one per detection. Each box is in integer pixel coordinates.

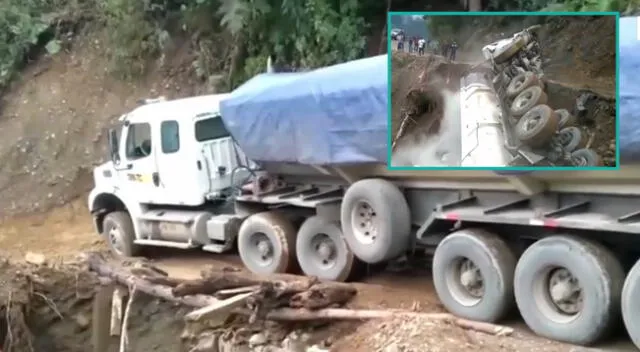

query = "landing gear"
[
  {"left": 295, "top": 216, "right": 361, "bottom": 282},
  {"left": 237, "top": 211, "right": 297, "bottom": 275},
  {"left": 432, "top": 228, "right": 516, "bottom": 322},
  {"left": 514, "top": 236, "right": 624, "bottom": 345}
]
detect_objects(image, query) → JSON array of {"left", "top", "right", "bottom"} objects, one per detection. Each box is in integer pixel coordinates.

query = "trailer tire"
[
  {"left": 571, "top": 148, "right": 603, "bottom": 167},
  {"left": 103, "top": 211, "right": 140, "bottom": 257},
  {"left": 622, "top": 259, "right": 640, "bottom": 349},
  {"left": 514, "top": 236, "right": 624, "bottom": 346},
  {"left": 341, "top": 178, "right": 411, "bottom": 264},
  {"left": 510, "top": 86, "right": 548, "bottom": 117},
  {"left": 432, "top": 229, "right": 516, "bottom": 323},
  {"left": 515, "top": 104, "right": 558, "bottom": 147},
  {"left": 506, "top": 72, "right": 540, "bottom": 99},
  {"left": 237, "top": 211, "right": 297, "bottom": 275},
  {"left": 556, "top": 109, "right": 577, "bottom": 129},
  {"left": 296, "top": 216, "right": 361, "bottom": 282},
  {"left": 557, "top": 127, "right": 586, "bottom": 152}
]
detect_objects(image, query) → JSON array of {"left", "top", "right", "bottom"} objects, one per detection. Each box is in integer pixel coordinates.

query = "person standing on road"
[
  {"left": 408, "top": 37, "right": 414, "bottom": 53},
  {"left": 450, "top": 41, "right": 459, "bottom": 61},
  {"left": 418, "top": 38, "right": 426, "bottom": 56},
  {"left": 397, "top": 32, "right": 404, "bottom": 51}
]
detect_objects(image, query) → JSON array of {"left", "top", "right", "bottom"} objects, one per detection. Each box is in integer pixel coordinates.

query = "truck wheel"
[
  {"left": 510, "top": 86, "right": 548, "bottom": 117},
  {"left": 341, "top": 178, "right": 411, "bottom": 264},
  {"left": 514, "top": 236, "right": 624, "bottom": 345},
  {"left": 557, "top": 127, "right": 586, "bottom": 152},
  {"left": 556, "top": 109, "right": 577, "bottom": 129},
  {"left": 432, "top": 229, "right": 516, "bottom": 323},
  {"left": 515, "top": 104, "right": 558, "bottom": 147},
  {"left": 506, "top": 72, "right": 540, "bottom": 99},
  {"left": 622, "top": 259, "right": 640, "bottom": 349},
  {"left": 103, "top": 211, "right": 140, "bottom": 257},
  {"left": 296, "top": 216, "right": 361, "bottom": 282},
  {"left": 237, "top": 211, "right": 297, "bottom": 275},
  {"left": 571, "top": 148, "right": 603, "bottom": 167},
  {"left": 493, "top": 36, "right": 526, "bottom": 64}
]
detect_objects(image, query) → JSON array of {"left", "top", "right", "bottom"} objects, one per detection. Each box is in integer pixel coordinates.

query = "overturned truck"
[{"left": 89, "top": 54, "right": 638, "bottom": 349}]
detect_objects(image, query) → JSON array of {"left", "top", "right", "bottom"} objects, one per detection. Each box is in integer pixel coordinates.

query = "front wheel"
[{"left": 102, "top": 211, "right": 140, "bottom": 257}]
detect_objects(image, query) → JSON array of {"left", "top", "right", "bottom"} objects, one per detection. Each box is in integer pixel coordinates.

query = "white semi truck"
[{"left": 89, "top": 43, "right": 638, "bottom": 351}]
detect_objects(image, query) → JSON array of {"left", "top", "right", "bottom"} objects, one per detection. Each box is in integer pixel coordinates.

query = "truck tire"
[
  {"left": 103, "top": 211, "right": 140, "bottom": 257},
  {"left": 557, "top": 127, "right": 586, "bottom": 152},
  {"left": 506, "top": 72, "right": 540, "bottom": 99},
  {"left": 237, "top": 211, "right": 297, "bottom": 275},
  {"left": 340, "top": 178, "right": 411, "bottom": 264},
  {"left": 622, "top": 259, "right": 640, "bottom": 350},
  {"left": 556, "top": 109, "right": 577, "bottom": 129},
  {"left": 493, "top": 36, "right": 526, "bottom": 64},
  {"left": 515, "top": 104, "right": 558, "bottom": 148},
  {"left": 295, "top": 216, "right": 361, "bottom": 282},
  {"left": 514, "top": 236, "right": 624, "bottom": 346},
  {"left": 571, "top": 148, "right": 603, "bottom": 167},
  {"left": 510, "top": 86, "right": 548, "bottom": 117},
  {"left": 432, "top": 229, "right": 516, "bottom": 323}
]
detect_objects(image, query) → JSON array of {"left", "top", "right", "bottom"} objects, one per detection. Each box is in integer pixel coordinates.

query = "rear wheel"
[
  {"left": 103, "top": 211, "right": 140, "bottom": 257},
  {"left": 622, "top": 259, "right": 640, "bottom": 349},
  {"left": 510, "top": 86, "right": 548, "bottom": 117},
  {"left": 237, "top": 211, "right": 297, "bottom": 275},
  {"left": 514, "top": 236, "right": 624, "bottom": 345},
  {"left": 571, "top": 148, "right": 603, "bottom": 167},
  {"left": 556, "top": 109, "right": 577, "bottom": 129},
  {"left": 341, "top": 179, "right": 411, "bottom": 264},
  {"left": 296, "top": 216, "right": 361, "bottom": 282},
  {"left": 557, "top": 126, "right": 586, "bottom": 152},
  {"left": 515, "top": 104, "right": 558, "bottom": 147},
  {"left": 506, "top": 72, "right": 540, "bottom": 99},
  {"left": 432, "top": 228, "right": 516, "bottom": 322}
]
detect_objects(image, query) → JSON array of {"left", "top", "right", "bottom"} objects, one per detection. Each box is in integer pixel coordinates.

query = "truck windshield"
[{"left": 194, "top": 116, "right": 231, "bottom": 141}]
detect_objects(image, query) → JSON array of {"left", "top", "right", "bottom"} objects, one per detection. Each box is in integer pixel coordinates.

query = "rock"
[
  {"left": 249, "top": 333, "right": 268, "bottom": 347},
  {"left": 24, "top": 252, "right": 46, "bottom": 265},
  {"left": 73, "top": 313, "right": 90, "bottom": 329},
  {"left": 193, "top": 332, "right": 219, "bottom": 352},
  {"left": 384, "top": 342, "right": 401, "bottom": 352},
  {"left": 306, "top": 345, "right": 329, "bottom": 352}
]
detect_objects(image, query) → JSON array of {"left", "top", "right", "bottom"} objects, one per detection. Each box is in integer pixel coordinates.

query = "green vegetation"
[{"left": 0, "top": 0, "right": 638, "bottom": 93}]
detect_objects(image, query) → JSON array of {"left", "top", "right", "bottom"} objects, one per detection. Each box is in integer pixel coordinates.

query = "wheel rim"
[
  {"left": 513, "top": 77, "right": 525, "bottom": 89},
  {"left": 308, "top": 233, "right": 338, "bottom": 270},
  {"left": 108, "top": 226, "right": 124, "bottom": 255},
  {"left": 532, "top": 266, "right": 583, "bottom": 323},
  {"left": 351, "top": 201, "right": 377, "bottom": 245},
  {"left": 516, "top": 91, "right": 533, "bottom": 108},
  {"left": 445, "top": 257, "right": 485, "bottom": 306},
  {"left": 558, "top": 130, "right": 574, "bottom": 146},
  {"left": 249, "top": 232, "right": 276, "bottom": 267},
  {"left": 523, "top": 112, "right": 542, "bottom": 132}
]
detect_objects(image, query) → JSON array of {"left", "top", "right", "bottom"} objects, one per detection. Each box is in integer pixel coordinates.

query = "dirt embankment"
[{"left": 391, "top": 16, "right": 617, "bottom": 166}]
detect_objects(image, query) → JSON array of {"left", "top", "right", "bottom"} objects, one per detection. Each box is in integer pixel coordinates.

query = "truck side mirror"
[{"left": 108, "top": 129, "right": 120, "bottom": 164}]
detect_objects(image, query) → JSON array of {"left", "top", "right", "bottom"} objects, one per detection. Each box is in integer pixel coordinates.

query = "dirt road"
[{"left": 0, "top": 201, "right": 637, "bottom": 351}]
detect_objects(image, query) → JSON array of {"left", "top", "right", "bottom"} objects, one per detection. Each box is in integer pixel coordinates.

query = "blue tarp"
[
  {"left": 620, "top": 17, "right": 640, "bottom": 162},
  {"left": 219, "top": 55, "right": 388, "bottom": 165}
]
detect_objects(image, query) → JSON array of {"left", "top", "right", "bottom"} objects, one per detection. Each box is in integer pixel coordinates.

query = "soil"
[{"left": 390, "top": 16, "right": 617, "bottom": 166}]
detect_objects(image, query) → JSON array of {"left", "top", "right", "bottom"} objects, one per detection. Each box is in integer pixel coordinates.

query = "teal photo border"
[{"left": 386, "top": 11, "right": 621, "bottom": 171}]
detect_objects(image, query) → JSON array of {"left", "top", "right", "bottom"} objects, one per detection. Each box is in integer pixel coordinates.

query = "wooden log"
[{"left": 289, "top": 283, "right": 357, "bottom": 310}]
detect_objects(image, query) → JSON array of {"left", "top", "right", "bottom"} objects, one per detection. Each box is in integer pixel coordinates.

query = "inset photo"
[{"left": 389, "top": 13, "right": 618, "bottom": 169}]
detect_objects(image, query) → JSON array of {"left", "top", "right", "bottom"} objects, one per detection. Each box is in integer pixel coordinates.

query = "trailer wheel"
[
  {"left": 556, "top": 109, "right": 577, "bottom": 129},
  {"left": 622, "top": 259, "right": 640, "bottom": 349},
  {"left": 557, "top": 127, "right": 586, "bottom": 152},
  {"left": 514, "top": 236, "right": 624, "bottom": 345},
  {"left": 510, "top": 86, "right": 548, "bottom": 117},
  {"left": 432, "top": 229, "right": 516, "bottom": 322},
  {"left": 571, "top": 148, "right": 603, "bottom": 167},
  {"left": 515, "top": 104, "right": 558, "bottom": 147},
  {"left": 295, "top": 216, "right": 361, "bottom": 282},
  {"left": 506, "top": 72, "right": 540, "bottom": 99},
  {"left": 341, "top": 178, "right": 411, "bottom": 264},
  {"left": 237, "top": 211, "right": 297, "bottom": 275},
  {"left": 103, "top": 211, "right": 140, "bottom": 257}
]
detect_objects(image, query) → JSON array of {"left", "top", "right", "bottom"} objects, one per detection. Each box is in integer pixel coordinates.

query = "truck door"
[
  {"left": 119, "top": 122, "right": 159, "bottom": 203},
  {"left": 153, "top": 120, "right": 203, "bottom": 206}
]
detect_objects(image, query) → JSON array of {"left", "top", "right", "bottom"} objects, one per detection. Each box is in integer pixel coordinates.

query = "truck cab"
[{"left": 88, "top": 94, "right": 249, "bottom": 255}]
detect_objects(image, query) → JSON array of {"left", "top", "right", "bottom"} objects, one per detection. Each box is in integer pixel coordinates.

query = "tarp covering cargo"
[
  {"left": 620, "top": 17, "right": 640, "bottom": 162},
  {"left": 219, "top": 55, "right": 388, "bottom": 165}
]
